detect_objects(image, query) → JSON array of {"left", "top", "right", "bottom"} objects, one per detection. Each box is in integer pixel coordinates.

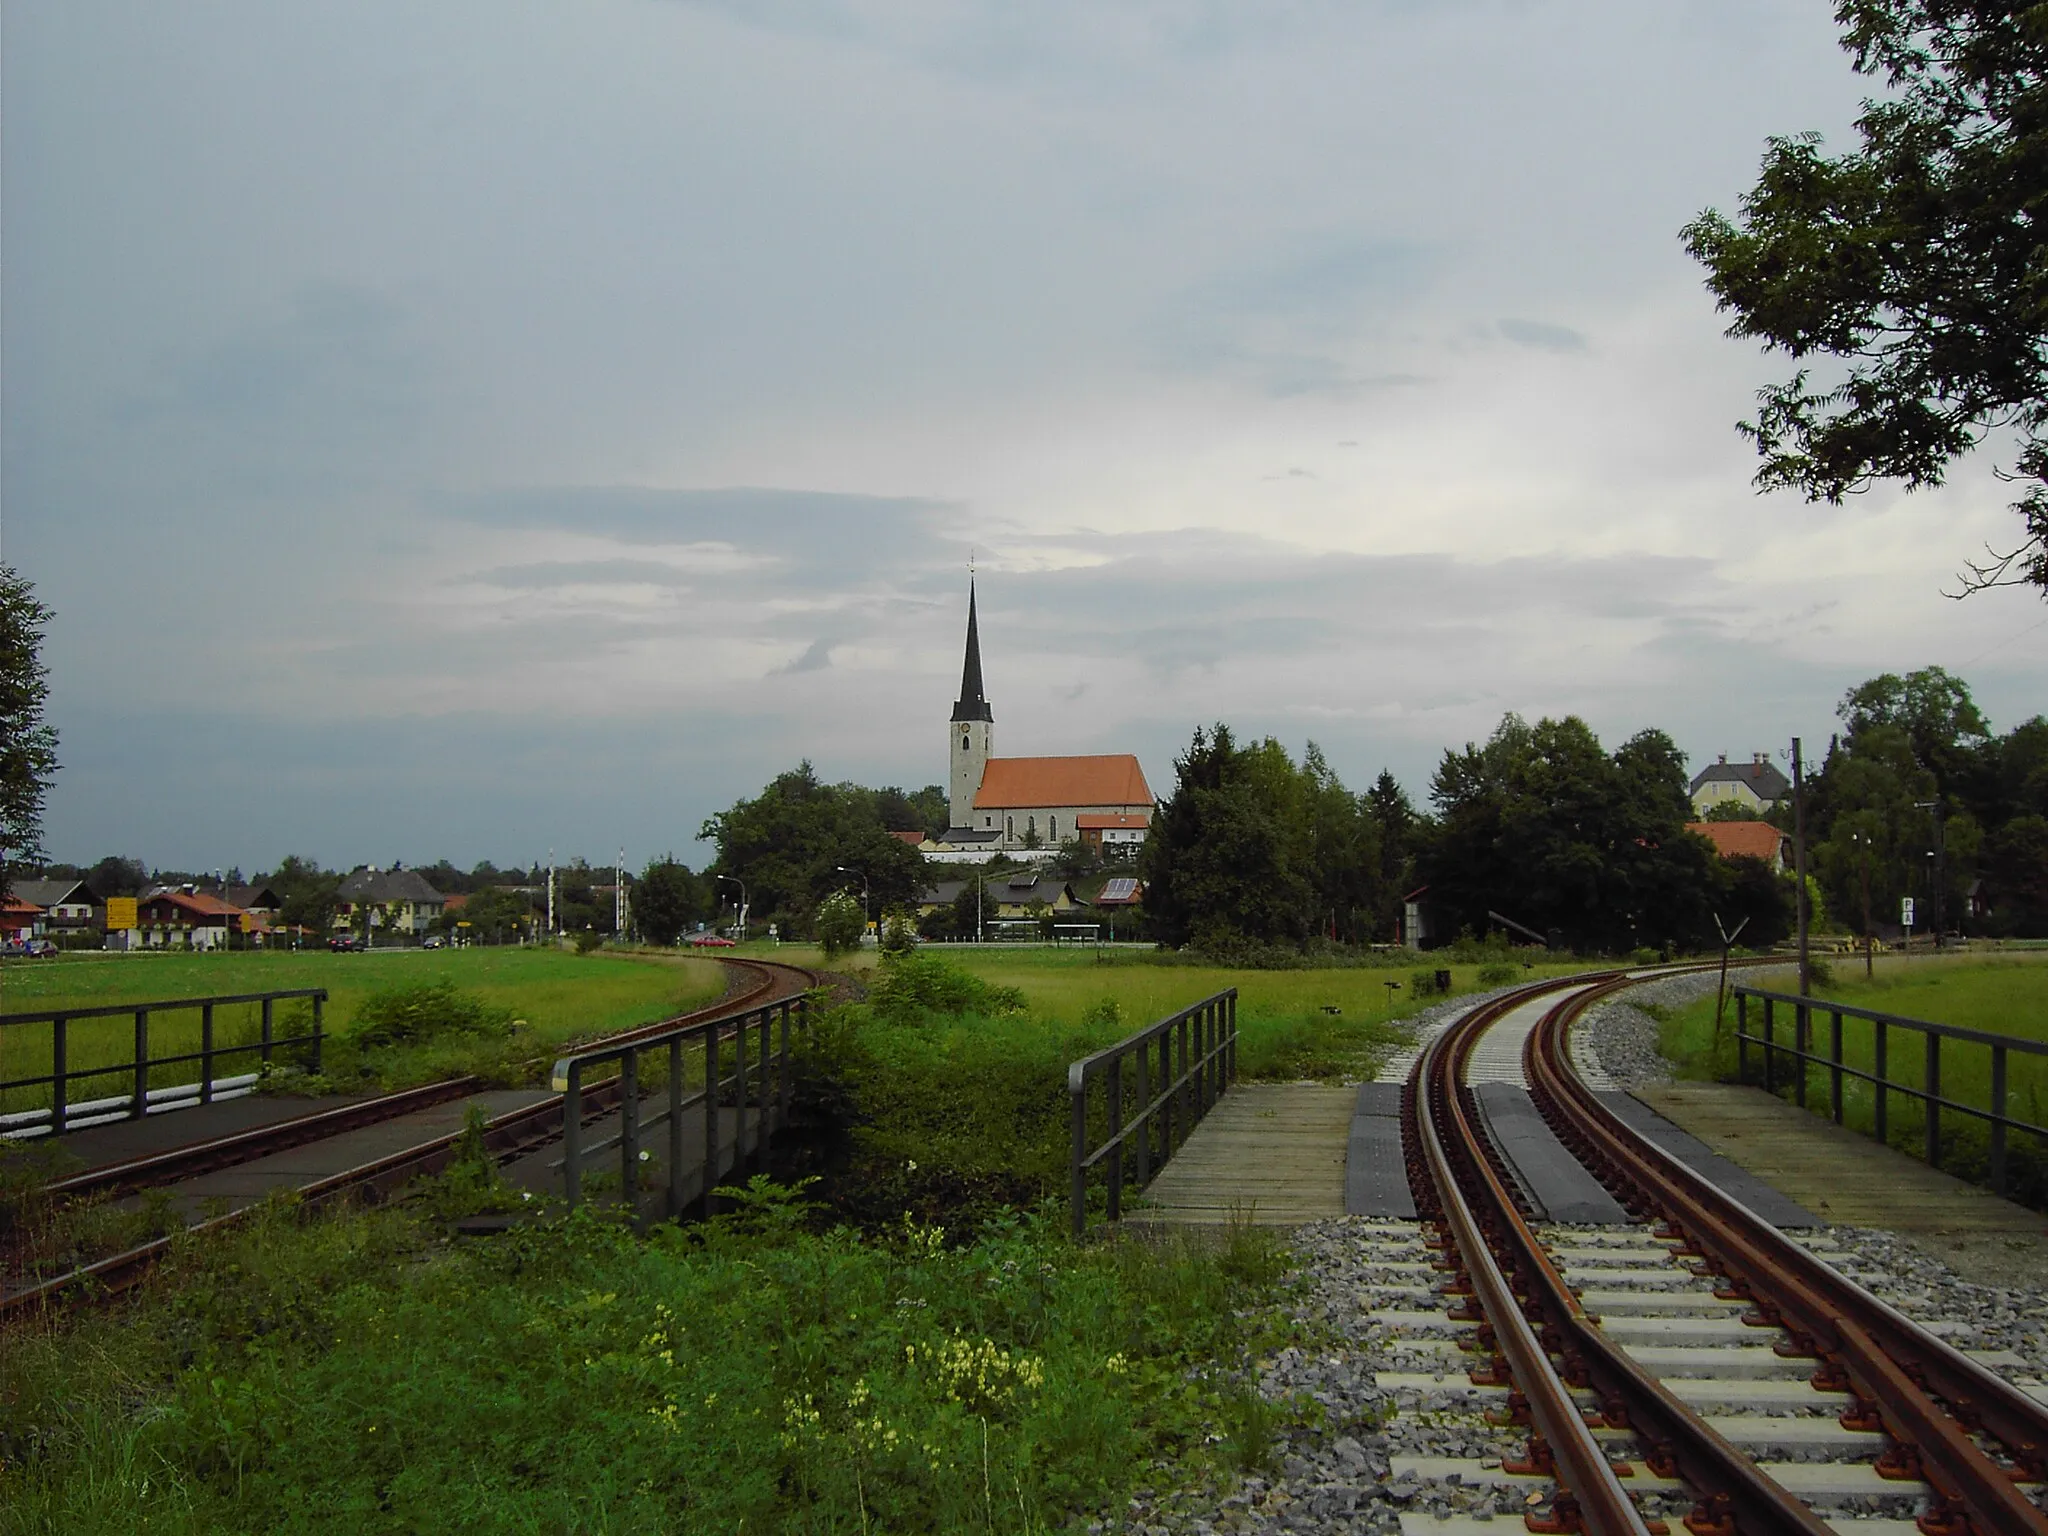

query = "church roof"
[
  {"left": 973, "top": 755, "right": 1153, "bottom": 810},
  {"left": 951, "top": 580, "right": 993, "bottom": 724}
]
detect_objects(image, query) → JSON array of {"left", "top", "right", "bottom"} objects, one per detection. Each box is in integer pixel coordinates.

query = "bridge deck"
[{"left": 1127, "top": 1082, "right": 1354, "bottom": 1228}]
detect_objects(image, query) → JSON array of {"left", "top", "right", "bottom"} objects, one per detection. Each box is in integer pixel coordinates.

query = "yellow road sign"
[{"left": 105, "top": 896, "right": 138, "bottom": 931}]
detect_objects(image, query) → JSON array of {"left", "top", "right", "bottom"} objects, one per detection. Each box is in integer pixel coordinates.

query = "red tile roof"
[
  {"left": 142, "top": 890, "right": 243, "bottom": 920},
  {"left": 974, "top": 755, "right": 1153, "bottom": 810},
  {"left": 1687, "top": 821, "right": 1787, "bottom": 863},
  {"left": 887, "top": 829, "right": 928, "bottom": 846}
]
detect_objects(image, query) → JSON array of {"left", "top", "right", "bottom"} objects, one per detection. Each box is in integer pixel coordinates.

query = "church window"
[
  {"left": 1028, "top": 816, "right": 1037, "bottom": 839},
  {"left": 961, "top": 733, "right": 969, "bottom": 751},
  {"left": 1049, "top": 816, "right": 1057, "bottom": 839}
]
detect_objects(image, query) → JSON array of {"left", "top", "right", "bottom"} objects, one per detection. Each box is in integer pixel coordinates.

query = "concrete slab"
[
  {"left": 1471, "top": 1082, "right": 1631, "bottom": 1224},
  {"left": 35, "top": 1092, "right": 380, "bottom": 1174},
  {"left": 1597, "top": 1089, "right": 1820, "bottom": 1227},
  {"left": 1346, "top": 1081, "right": 1418, "bottom": 1218}
]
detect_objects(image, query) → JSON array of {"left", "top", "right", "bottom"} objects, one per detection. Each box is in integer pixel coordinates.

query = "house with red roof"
[
  {"left": 1686, "top": 820, "right": 1791, "bottom": 873},
  {"left": 938, "top": 582, "right": 1155, "bottom": 853},
  {"left": 136, "top": 887, "right": 246, "bottom": 950}
]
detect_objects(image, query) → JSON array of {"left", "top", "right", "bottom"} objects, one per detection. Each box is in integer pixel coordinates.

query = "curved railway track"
[
  {"left": 1404, "top": 969, "right": 2048, "bottom": 1536},
  {"left": 2, "top": 956, "right": 819, "bottom": 1322}
]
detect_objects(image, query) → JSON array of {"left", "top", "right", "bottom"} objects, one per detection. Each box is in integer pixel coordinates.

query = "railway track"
[
  {"left": 1398, "top": 969, "right": 2048, "bottom": 1536},
  {"left": 1, "top": 956, "right": 819, "bottom": 1321}
]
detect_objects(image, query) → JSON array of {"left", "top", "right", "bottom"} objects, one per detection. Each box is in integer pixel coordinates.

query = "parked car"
[
  {"left": 687, "top": 934, "right": 737, "bottom": 948},
  {"left": 1, "top": 937, "right": 57, "bottom": 958},
  {"left": 422, "top": 935, "right": 444, "bottom": 950},
  {"left": 328, "top": 934, "right": 362, "bottom": 953}
]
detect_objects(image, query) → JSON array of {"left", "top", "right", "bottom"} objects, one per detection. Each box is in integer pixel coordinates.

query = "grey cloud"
[
  {"left": 1498, "top": 317, "right": 1588, "bottom": 353},
  {"left": 775, "top": 639, "right": 835, "bottom": 674},
  {"left": 463, "top": 559, "right": 703, "bottom": 591}
]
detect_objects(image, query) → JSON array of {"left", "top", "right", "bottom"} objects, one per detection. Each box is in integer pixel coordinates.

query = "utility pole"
[
  {"left": 547, "top": 849, "right": 555, "bottom": 937},
  {"left": 615, "top": 847, "right": 627, "bottom": 940},
  {"left": 1850, "top": 830, "right": 1875, "bottom": 979},
  {"left": 1914, "top": 800, "right": 1947, "bottom": 948},
  {"left": 1792, "top": 738, "right": 1809, "bottom": 997}
]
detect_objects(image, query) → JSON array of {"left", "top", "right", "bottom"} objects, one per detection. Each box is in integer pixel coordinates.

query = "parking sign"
[{"left": 1901, "top": 896, "right": 1915, "bottom": 927}]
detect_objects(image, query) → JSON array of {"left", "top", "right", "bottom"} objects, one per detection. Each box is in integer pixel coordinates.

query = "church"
[{"left": 936, "top": 582, "right": 1155, "bottom": 855}]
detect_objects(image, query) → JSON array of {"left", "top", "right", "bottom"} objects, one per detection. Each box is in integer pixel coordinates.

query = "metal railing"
[
  {"left": 550, "top": 992, "right": 808, "bottom": 1221},
  {"left": 1735, "top": 985, "right": 2048, "bottom": 1197},
  {"left": 0, "top": 988, "right": 326, "bottom": 1138},
  {"left": 1068, "top": 988, "right": 1236, "bottom": 1237}
]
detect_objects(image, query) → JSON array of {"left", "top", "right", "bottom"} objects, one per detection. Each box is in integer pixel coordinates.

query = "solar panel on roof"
[{"left": 1100, "top": 878, "right": 1138, "bottom": 901}]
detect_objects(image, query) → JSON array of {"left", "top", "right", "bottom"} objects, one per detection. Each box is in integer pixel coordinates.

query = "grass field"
[
  {"left": 1655, "top": 952, "right": 2048, "bottom": 1202},
  {"left": 769, "top": 940, "right": 1603, "bottom": 1081},
  {"left": 0, "top": 948, "right": 727, "bottom": 1115}
]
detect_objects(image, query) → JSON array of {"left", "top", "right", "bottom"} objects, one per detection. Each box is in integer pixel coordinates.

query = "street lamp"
[
  {"left": 834, "top": 867, "right": 872, "bottom": 945},
  {"left": 716, "top": 874, "right": 748, "bottom": 942}
]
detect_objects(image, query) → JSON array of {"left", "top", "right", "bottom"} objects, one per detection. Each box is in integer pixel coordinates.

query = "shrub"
[
  {"left": 1477, "top": 962, "right": 1519, "bottom": 986},
  {"left": 865, "top": 954, "right": 1025, "bottom": 1025},
  {"left": 349, "top": 980, "right": 515, "bottom": 1051},
  {"left": 1409, "top": 968, "right": 1442, "bottom": 998},
  {"left": 878, "top": 909, "right": 918, "bottom": 955},
  {"left": 815, "top": 890, "right": 865, "bottom": 958}
]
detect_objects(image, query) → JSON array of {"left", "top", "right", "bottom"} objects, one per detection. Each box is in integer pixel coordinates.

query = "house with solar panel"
[{"left": 938, "top": 582, "right": 1156, "bottom": 855}]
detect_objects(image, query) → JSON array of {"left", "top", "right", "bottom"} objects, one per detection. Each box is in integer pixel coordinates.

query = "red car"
[{"left": 687, "top": 934, "right": 737, "bottom": 948}]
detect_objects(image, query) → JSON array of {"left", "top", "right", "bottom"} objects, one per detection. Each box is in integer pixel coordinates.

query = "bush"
[
  {"left": 815, "top": 891, "right": 865, "bottom": 959},
  {"left": 878, "top": 909, "right": 918, "bottom": 956},
  {"left": 1409, "top": 968, "right": 1442, "bottom": 998},
  {"left": 865, "top": 954, "right": 1025, "bottom": 1025},
  {"left": 573, "top": 928, "right": 605, "bottom": 953},
  {"left": 312, "top": 981, "right": 523, "bottom": 1089},
  {"left": 1477, "top": 962, "right": 1519, "bottom": 986}
]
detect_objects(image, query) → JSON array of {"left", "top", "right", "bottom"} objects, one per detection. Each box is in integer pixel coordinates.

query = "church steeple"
[{"left": 951, "top": 580, "right": 993, "bottom": 723}]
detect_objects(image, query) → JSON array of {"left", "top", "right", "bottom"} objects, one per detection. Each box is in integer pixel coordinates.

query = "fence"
[
  {"left": 1067, "top": 988, "right": 1237, "bottom": 1237},
  {"left": 550, "top": 992, "right": 808, "bottom": 1222},
  {"left": 1734, "top": 984, "right": 2048, "bottom": 1198},
  {"left": 0, "top": 988, "right": 326, "bottom": 1138}
]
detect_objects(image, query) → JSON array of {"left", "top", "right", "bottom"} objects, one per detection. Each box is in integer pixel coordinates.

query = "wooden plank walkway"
[
  {"left": 1635, "top": 1082, "right": 2048, "bottom": 1283},
  {"left": 1127, "top": 1083, "right": 1355, "bottom": 1228}
]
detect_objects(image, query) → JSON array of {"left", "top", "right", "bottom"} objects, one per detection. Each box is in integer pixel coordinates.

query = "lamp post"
[
  {"left": 716, "top": 874, "right": 748, "bottom": 942},
  {"left": 834, "top": 866, "right": 871, "bottom": 946}
]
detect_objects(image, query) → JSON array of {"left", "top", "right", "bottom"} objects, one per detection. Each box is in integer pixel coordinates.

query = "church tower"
[{"left": 948, "top": 581, "right": 994, "bottom": 829}]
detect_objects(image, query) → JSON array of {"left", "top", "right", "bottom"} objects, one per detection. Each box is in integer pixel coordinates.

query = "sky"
[{"left": 5, "top": 1, "right": 2044, "bottom": 876}]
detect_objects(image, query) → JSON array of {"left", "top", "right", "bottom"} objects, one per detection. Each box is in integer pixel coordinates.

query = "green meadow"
[
  {"left": 0, "top": 949, "right": 727, "bottom": 1115},
  {"left": 1654, "top": 952, "right": 2048, "bottom": 1204}
]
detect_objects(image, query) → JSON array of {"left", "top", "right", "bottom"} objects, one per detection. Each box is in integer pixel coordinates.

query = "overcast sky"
[{"left": 5, "top": 1, "right": 2043, "bottom": 875}]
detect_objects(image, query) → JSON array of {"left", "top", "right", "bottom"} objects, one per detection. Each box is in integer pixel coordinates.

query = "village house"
[
  {"left": 1689, "top": 752, "right": 1791, "bottom": 818},
  {"left": 1686, "top": 820, "right": 1793, "bottom": 873},
  {"left": 335, "top": 867, "right": 449, "bottom": 942},
  {"left": 10, "top": 877, "right": 102, "bottom": 938},
  {"left": 135, "top": 887, "right": 244, "bottom": 950}
]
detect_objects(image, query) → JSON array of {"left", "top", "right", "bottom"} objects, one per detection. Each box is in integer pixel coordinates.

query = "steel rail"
[
  {"left": 3, "top": 958, "right": 819, "bottom": 1322},
  {"left": 1530, "top": 977, "right": 2048, "bottom": 1536},
  {"left": 1410, "top": 978, "right": 1654, "bottom": 1536},
  {"left": 1429, "top": 976, "right": 1838, "bottom": 1536}
]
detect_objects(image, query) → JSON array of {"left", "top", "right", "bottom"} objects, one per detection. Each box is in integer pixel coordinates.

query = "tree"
[
  {"left": 1421, "top": 715, "right": 1721, "bottom": 953},
  {"left": 455, "top": 885, "right": 536, "bottom": 944},
  {"left": 85, "top": 855, "right": 149, "bottom": 898},
  {"left": 701, "top": 761, "right": 927, "bottom": 934},
  {"left": 0, "top": 567, "right": 58, "bottom": 896},
  {"left": 1683, "top": 3, "right": 2048, "bottom": 594},
  {"left": 266, "top": 854, "right": 342, "bottom": 936},
  {"left": 815, "top": 890, "right": 865, "bottom": 958},
  {"left": 635, "top": 857, "right": 705, "bottom": 945}
]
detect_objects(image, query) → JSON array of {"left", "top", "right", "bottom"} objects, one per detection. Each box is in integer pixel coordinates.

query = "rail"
[
  {"left": 0, "top": 988, "right": 327, "bottom": 1138},
  {"left": 1066, "top": 988, "right": 1236, "bottom": 1237},
  {"left": 1734, "top": 984, "right": 2048, "bottom": 1196},
  {"left": 549, "top": 990, "right": 808, "bottom": 1222}
]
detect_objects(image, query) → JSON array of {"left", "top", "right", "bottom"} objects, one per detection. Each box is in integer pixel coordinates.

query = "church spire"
[{"left": 951, "top": 580, "right": 993, "bottom": 723}]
